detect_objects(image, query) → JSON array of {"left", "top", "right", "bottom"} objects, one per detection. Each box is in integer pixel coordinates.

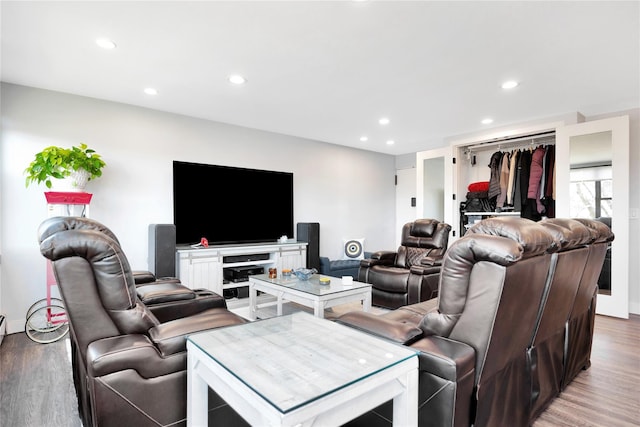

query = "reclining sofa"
[
  {"left": 338, "top": 216, "right": 613, "bottom": 427},
  {"left": 38, "top": 216, "right": 248, "bottom": 427}
]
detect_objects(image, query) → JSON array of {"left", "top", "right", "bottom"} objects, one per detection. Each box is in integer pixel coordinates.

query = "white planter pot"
[{"left": 52, "top": 168, "right": 90, "bottom": 192}]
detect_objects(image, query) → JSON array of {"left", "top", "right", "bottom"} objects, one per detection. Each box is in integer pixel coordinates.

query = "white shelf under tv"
[{"left": 176, "top": 241, "right": 307, "bottom": 298}]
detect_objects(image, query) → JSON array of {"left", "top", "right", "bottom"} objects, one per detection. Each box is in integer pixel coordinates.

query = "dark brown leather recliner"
[
  {"left": 466, "top": 217, "right": 613, "bottom": 424},
  {"left": 40, "top": 216, "right": 229, "bottom": 323},
  {"left": 358, "top": 219, "right": 451, "bottom": 309},
  {"left": 469, "top": 217, "right": 612, "bottom": 424},
  {"left": 565, "top": 218, "right": 614, "bottom": 388},
  {"left": 525, "top": 218, "right": 594, "bottom": 420},
  {"left": 38, "top": 216, "right": 248, "bottom": 427},
  {"left": 339, "top": 216, "right": 612, "bottom": 427}
]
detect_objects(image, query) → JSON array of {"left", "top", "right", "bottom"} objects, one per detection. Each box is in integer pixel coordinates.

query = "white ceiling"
[{"left": 1, "top": 1, "right": 638, "bottom": 156}]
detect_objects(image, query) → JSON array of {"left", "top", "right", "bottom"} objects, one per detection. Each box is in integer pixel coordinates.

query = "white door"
[
  {"left": 416, "top": 147, "right": 454, "bottom": 241},
  {"left": 556, "top": 115, "right": 629, "bottom": 319}
]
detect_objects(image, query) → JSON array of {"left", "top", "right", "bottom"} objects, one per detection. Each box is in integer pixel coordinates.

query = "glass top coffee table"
[
  {"left": 187, "top": 311, "right": 418, "bottom": 426},
  {"left": 248, "top": 273, "right": 372, "bottom": 320}
]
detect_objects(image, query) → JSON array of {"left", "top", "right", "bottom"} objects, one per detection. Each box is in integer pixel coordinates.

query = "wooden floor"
[
  {"left": 0, "top": 331, "right": 81, "bottom": 427},
  {"left": 533, "top": 314, "right": 640, "bottom": 427},
  {"left": 1, "top": 313, "right": 638, "bottom": 427}
]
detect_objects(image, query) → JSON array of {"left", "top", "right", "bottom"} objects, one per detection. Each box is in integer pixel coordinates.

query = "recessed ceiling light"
[
  {"left": 360, "top": 136, "right": 368, "bottom": 142},
  {"left": 481, "top": 118, "right": 494, "bottom": 125},
  {"left": 228, "top": 75, "right": 247, "bottom": 85},
  {"left": 501, "top": 80, "right": 519, "bottom": 89},
  {"left": 379, "top": 117, "right": 390, "bottom": 125},
  {"left": 144, "top": 88, "right": 158, "bottom": 96},
  {"left": 95, "top": 38, "right": 117, "bottom": 49},
  {"left": 386, "top": 140, "right": 395, "bottom": 145}
]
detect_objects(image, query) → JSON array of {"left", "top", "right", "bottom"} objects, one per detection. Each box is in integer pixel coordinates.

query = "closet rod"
[{"left": 465, "top": 131, "right": 555, "bottom": 153}]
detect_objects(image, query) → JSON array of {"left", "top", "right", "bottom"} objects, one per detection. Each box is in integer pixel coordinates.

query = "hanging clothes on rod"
[
  {"left": 486, "top": 141, "right": 555, "bottom": 220},
  {"left": 488, "top": 151, "right": 503, "bottom": 203},
  {"left": 497, "top": 150, "right": 511, "bottom": 208},
  {"left": 543, "top": 145, "right": 555, "bottom": 217},
  {"left": 525, "top": 145, "right": 547, "bottom": 219}
]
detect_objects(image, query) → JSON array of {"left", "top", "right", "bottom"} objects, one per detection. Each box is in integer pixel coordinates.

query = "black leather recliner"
[
  {"left": 37, "top": 216, "right": 248, "bottom": 427},
  {"left": 358, "top": 219, "right": 451, "bottom": 309}
]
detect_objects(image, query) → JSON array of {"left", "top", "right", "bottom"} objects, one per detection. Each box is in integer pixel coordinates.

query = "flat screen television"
[{"left": 173, "top": 161, "right": 294, "bottom": 246}]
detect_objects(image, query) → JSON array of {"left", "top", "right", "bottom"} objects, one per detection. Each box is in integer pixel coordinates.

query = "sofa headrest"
[
  {"left": 465, "top": 216, "right": 557, "bottom": 258},
  {"left": 411, "top": 219, "right": 438, "bottom": 237},
  {"left": 538, "top": 218, "right": 593, "bottom": 251},
  {"left": 574, "top": 218, "right": 615, "bottom": 244},
  {"left": 401, "top": 219, "right": 451, "bottom": 249},
  {"left": 420, "top": 233, "right": 525, "bottom": 338},
  {"left": 39, "top": 227, "right": 158, "bottom": 335},
  {"left": 576, "top": 218, "right": 615, "bottom": 243},
  {"left": 38, "top": 216, "right": 120, "bottom": 245},
  {"left": 40, "top": 228, "right": 137, "bottom": 309}
]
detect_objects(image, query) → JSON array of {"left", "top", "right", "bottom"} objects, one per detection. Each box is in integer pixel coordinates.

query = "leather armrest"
[
  {"left": 412, "top": 335, "right": 476, "bottom": 382},
  {"left": 359, "top": 258, "right": 374, "bottom": 268},
  {"left": 87, "top": 335, "right": 185, "bottom": 378},
  {"left": 136, "top": 282, "right": 195, "bottom": 305},
  {"left": 420, "top": 256, "right": 442, "bottom": 266},
  {"left": 145, "top": 290, "right": 228, "bottom": 323},
  {"left": 132, "top": 270, "right": 157, "bottom": 284},
  {"left": 149, "top": 308, "right": 247, "bottom": 355},
  {"left": 371, "top": 251, "right": 397, "bottom": 261},
  {"left": 336, "top": 311, "right": 423, "bottom": 345},
  {"left": 410, "top": 264, "right": 441, "bottom": 275},
  {"left": 361, "top": 251, "right": 396, "bottom": 267},
  {"left": 135, "top": 277, "right": 182, "bottom": 287}
]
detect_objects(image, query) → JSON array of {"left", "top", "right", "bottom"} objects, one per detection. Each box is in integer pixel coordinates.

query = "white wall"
[{"left": 0, "top": 83, "right": 397, "bottom": 333}]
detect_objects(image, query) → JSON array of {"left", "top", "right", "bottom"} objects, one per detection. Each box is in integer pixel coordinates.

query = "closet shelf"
[
  {"left": 464, "top": 211, "right": 521, "bottom": 216},
  {"left": 464, "top": 131, "right": 555, "bottom": 154}
]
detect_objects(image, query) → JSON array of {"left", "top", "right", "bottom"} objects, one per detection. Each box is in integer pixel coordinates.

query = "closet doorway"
[
  {"left": 396, "top": 167, "right": 417, "bottom": 248},
  {"left": 415, "top": 146, "right": 454, "bottom": 239}
]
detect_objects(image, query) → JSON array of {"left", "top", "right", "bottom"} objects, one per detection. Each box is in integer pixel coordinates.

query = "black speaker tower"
[
  {"left": 296, "top": 222, "right": 320, "bottom": 270},
  {"left": 148, "top": 224, "right": 177, "bottom": 278}
]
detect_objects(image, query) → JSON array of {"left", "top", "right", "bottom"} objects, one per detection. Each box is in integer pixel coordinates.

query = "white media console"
[{"left": 176, "top": 241, "right": 308, "bottom": 306}]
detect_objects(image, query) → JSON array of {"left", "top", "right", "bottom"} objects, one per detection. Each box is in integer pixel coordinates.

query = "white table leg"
[
  {"left": 248, "top": 283, "right": 258, "bottom": 320},
  {"left": 187, "top": 346, "right": 209, "bottom": 427},
  {"left": 314, "top": 301, "right": 324, "bottom": 318},
  {"left": 277, "top": 291, "right": 284, "bottom": 316},
  {"left": 362, "top": 291, "right": 372, "bottom": 312},
  {"left": 391, "top": 367, "right": 418, "bottom": 427}
]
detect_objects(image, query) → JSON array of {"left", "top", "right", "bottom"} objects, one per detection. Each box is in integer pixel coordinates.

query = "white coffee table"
[
  {"left": 247, "top": 273, "right": 372, "bottom": 320},
  {"left": 187, "top": 311, "right": 418, "bottom": 427}
]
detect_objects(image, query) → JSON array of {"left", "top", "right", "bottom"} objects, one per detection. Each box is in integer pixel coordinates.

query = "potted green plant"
[{"left": 24, "top": 143, "right": 106, "bottom": 190}]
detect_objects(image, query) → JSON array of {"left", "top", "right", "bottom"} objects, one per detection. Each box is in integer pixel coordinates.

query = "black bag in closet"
[{"left": 464, "top": 191, "right": 493, "bottom": 212}]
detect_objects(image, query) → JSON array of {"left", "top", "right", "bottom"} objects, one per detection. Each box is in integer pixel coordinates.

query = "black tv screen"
[{"left": 173, "top": 161, "right": 294, "bottom": 246}]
